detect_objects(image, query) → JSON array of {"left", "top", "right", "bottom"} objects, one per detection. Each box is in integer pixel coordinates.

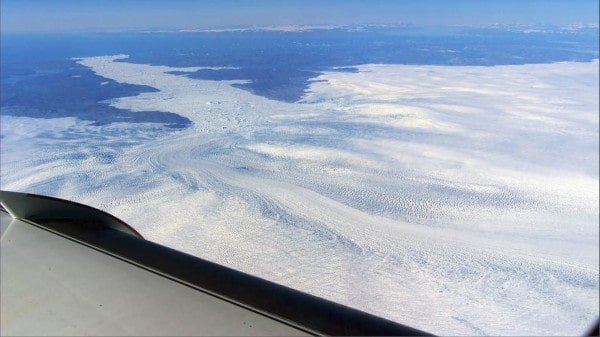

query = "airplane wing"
[{"left": 0, "top": 190, "right": 428, "bottom": 336}]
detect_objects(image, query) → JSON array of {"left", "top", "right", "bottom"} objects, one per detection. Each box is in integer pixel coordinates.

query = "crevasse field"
[{"left": 1, "top": 28, "right": 599, "bottom": 335}]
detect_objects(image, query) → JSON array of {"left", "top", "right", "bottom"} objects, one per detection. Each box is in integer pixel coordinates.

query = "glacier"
[{"left": 1, "top": 55, "right": 598, "bottom": 335}]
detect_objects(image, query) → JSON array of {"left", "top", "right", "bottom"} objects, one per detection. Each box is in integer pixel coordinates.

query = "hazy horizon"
[{"left": 1, "top": 0, "right": 598, "bottom": 33}]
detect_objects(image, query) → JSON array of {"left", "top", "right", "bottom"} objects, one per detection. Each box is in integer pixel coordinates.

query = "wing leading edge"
[{"left": 0, "top": 190, "right": 428, "bottom": 336}]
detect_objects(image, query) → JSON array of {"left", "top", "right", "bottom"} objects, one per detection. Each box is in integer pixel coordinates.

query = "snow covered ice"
[{"left": 1, "top": 55, "right": 598, "bottom": 335}]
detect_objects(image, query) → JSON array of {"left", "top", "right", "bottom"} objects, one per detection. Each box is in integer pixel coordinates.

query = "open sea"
[{"left": 2, "top": 25, "right": 598, "bottom": 128}]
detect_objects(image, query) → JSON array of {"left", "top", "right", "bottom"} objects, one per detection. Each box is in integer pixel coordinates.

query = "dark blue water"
[{"left": 1, "top": 26, "right": 598, "bottom": 127}]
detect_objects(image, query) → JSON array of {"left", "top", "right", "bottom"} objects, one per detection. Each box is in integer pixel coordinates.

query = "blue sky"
[{"left": 1, "top": 0, "right": 598, "bottom": 33}]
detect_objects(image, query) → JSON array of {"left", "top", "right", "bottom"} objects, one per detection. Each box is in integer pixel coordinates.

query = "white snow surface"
[{"left": 1, "top": 55, "right": 598, "bottom": 335}]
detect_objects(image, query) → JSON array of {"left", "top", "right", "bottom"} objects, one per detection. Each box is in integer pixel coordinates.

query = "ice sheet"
[{"left": 1, "top": 56, "right": 598, "bottom": 335}]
